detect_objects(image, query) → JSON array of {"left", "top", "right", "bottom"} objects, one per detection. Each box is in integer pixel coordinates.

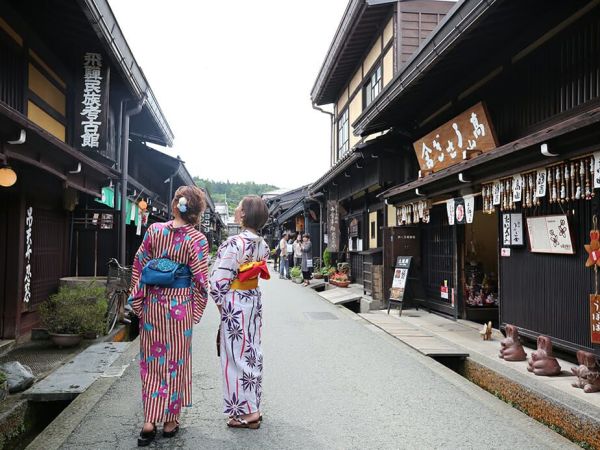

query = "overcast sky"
[{"left": 109, "top": 0, "right": 349, "bottom": 190}]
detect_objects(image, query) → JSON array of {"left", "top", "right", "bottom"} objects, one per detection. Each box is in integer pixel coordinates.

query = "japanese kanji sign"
[
  {"left": 413, "top": 102, "right": 498, "bottom": 174},
  {"left": 327, "top": 200, "right": 340, "bottom": 252},
  {"left": 590, "top": 295, "right": 600, "bottom": 344},
  {"left": 23, "top": 206, "right": 33, "bottom": 303},
  {"left": 502, "top": 213, "right": 524, "bottom": 247},
  {"left": 78, "top": 52, "right": 110, "bottom": 152}
]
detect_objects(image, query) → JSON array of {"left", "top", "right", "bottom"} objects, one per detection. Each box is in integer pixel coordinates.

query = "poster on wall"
[
  {"left": 502, "top": 213, "right": 524, "bottom": 247},
  {"left": 526, "top": 215, "right": 574, "bottom": 254}
]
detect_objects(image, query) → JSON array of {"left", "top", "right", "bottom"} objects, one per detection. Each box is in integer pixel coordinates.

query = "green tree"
[{"left": 195, "top": 178, "right": 277, "bottom": 214}]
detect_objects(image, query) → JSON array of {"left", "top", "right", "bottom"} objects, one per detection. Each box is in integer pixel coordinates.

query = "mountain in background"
[{"left": 194, "top": 178, "right": 278, "bottom": 214}]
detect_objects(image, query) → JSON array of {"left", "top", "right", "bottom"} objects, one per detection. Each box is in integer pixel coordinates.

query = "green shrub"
[
  {"left": 323, "top": 248, "right": 331, "bottom": 268},
  {"left": 39, "top": 283, "right": 108, "bottom": 335},
  {"left": 290, "top": 266, "right": 302, "bottom": 278},
  {"left": 0, "top": 371, "right": 6, "bottom": 385}
]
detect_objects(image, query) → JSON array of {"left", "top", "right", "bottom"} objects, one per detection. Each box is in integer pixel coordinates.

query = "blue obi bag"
[{"left": 141, "top": 258, "right": 191, "bottom": 288}]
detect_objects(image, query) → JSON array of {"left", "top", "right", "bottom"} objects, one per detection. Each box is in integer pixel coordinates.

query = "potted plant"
[
  {"left": 39, "top": 283, "right": 107, "bottom": 347},
  {"left": 0, "top": 371, "right": 7, "bottom": 402},
  {"left": 290, "top": 266, "right": 303, "bottom": 284},
  {"left": 330, "top": 272, "right": 350, "bottom": 288}
]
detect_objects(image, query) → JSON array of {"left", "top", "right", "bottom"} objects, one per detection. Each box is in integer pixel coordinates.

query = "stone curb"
[{"left": 26, "top": 338, "right": 138, "bottom": 450}]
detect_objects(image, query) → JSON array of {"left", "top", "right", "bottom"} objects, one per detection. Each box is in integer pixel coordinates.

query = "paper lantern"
[
  {"left": 138, "top": 199, "right": 148, "bottom": 211},
  {"left": 0, "top": 167, "right": 17, "bottom": 187}
]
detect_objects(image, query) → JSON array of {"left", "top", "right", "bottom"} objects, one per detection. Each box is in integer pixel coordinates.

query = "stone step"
[{"left": 23, "top": 342, "right": 130, "bottom": 402}]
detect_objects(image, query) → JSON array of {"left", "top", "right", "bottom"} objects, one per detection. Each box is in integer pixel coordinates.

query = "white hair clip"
[{"left": 177, "top": 197, "right": 188, "bottom": 213}]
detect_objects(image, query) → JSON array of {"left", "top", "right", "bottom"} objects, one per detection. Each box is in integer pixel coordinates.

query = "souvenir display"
[
  {"left": 464, "top": 263, "right": 498, "bottom": 307},
  {"left": 482, "top": 155, "right": 598, "bottom": 212}
]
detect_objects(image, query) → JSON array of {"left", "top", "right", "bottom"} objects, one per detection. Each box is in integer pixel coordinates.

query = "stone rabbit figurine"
[
  {"left": 499, "top": 324, "right": 527, "bottom": 361},
  {"left": 571, "top": 350, "right": 600, "bottom": 393},
  {"left": 527, "top": 335, "right": 561, "bottom": 376}
]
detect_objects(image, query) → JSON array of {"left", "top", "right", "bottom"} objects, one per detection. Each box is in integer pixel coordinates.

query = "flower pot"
[
  {"left": 335, "top": 280, "right": 350, "bottom": 288},
  {"left": 292, "top": 276, "right": 304, "bottom": 284},
  {"left": 313, "top": 274, "right": 323, "bottom": 280},
  {"left": 49, "top": 333, "right": 82, "bottom": 348}
]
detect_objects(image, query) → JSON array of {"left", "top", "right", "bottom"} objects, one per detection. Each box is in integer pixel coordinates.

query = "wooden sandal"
[{"left": 227, "top": 416, "right": 261, "bottom": 429}]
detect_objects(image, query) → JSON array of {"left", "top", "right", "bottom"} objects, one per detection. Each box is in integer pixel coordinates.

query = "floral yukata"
[
  {"left": 129, "top": 221, "right": 209, "bottom": 424},
  {"left": 210, "top": 229, "right": 270, "bottom": 416}
]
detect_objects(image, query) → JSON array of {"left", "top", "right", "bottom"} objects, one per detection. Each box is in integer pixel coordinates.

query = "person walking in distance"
[
  {"left": 279, "top": 233, "right": 288, "bottom": 279},
  {"left": 287, "top": 234, "right": 295, "bottom": 279},
  {"left": 293, "top": 234, "right": 302, "bottom": 270},
  {"left": 128, "top": 186, "right": 210, "bottom": 446},
  {"left": 210, "top": 195, "right": 270, "bottom": 429},
  {"left": 301, "top": 234, "right": 313, "bottom": 286}
]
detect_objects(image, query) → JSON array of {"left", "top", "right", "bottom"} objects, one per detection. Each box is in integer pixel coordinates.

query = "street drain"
[{"left": 305, "top": 312, "right": 339, "bottom": 320}]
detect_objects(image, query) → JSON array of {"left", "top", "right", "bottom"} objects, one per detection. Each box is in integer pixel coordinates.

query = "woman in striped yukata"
[
  {"left": 128, "top": 186, "right": 209, "bottom": 446},
  {"left": 210, "top": 195, "right": 270, "bottom": 429}
]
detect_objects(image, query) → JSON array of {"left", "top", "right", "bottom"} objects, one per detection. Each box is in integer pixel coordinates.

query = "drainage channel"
[{"left": 1, "top": 323, "right": 136, "bottom": 450}]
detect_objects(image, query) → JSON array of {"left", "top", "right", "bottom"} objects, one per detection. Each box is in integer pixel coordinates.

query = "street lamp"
[{"left": 0, "top": 166, "right": 17, "bottom": 187}]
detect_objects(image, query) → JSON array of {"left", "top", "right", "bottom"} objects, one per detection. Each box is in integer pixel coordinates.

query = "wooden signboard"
[
  {"left": 526, "top": 215, "right": 574, "bottom": 254},
  {"left": 348, "top": 218, "right": 359, "bottom": 237},
  {"left": 413, "top": 102, "right": 498, "bottom": 174},
  {"left": 591, "top": 295, "right": 600, "bottom": 344},
  {"left": 388, "top": 256, "right": 412, "bottom": 315},
  {"left": 502, "top": 213, "right": 524, "bottom": 247},
  {"left": 327, "top": 200, "right": 340, "bottom": 252}
]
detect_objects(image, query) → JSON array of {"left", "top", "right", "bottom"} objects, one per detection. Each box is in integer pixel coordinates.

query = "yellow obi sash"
[
  {"left": 231, "top": 278, "right": 259, "bottom": 291},
  {"left": 230, "top": 261, "right": 269, "bottom": 291}
]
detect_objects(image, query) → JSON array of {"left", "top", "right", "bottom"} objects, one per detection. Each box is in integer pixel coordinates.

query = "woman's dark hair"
[
  {"left": 172, "top": 185, "right": 206, "bottom": 225},
  {"left": 241, "top": 195, "right": 269, "bottom": 231},
  {"left": 303, "top": 234, "right": 310, "bottom": 239}
]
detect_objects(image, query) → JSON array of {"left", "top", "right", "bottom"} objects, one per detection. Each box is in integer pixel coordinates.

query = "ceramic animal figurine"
[
  {"left": 571, "top": 350, "right": 600, "bottom": 393},
  {"left": 527, "top": 335, "right": 561, "bottom": 376},
  {"left": 499, "top": 324, "right": 527, "bottom": 361},
  {"left": 479, "top": 321, "right": 492, "bottom": 341}
]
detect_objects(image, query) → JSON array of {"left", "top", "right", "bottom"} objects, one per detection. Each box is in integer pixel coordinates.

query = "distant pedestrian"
[
  {"left": 279, "top": 233, "right": 288, "bottom": 279},
  {"left": 301, "top": 234, "right": 313, "bottom": 286},
  {"left": 210, "top": 195, "right": 270, "bottom": 429},
  {"left": 128, "top": 186, "right": 209, "bottom": 446},
  {"left": 287, "top": 234, "right": 295, "bottom": 278},
  {"left": 293, "top": 234, "right": 303, "bottom": 268}
]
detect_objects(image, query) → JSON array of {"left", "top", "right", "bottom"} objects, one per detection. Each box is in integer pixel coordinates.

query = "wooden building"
[
  {"left": 354, "top": 0, "right": 600, "bottom": 355},
  {"left": 0, "top": 0, "right": 181, "bottom": 341},
  {"left": 310, "top": 0, "right": 454, "bottom": 305}
]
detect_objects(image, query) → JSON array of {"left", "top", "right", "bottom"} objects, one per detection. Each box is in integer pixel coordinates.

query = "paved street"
[{"left": 54, "top": 275, "right": 575, "bottom": 449}]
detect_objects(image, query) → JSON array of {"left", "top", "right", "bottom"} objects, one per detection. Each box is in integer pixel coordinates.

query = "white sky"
[{"left": 109, "top": 0, "right": 349, "bottom": 190}]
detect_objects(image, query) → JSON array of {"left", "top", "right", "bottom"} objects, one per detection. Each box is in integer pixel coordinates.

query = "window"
[
  {"left": 337, "top": 108, "right": 349, "bottom": 161},
  {"left": 364, "top": 64, "right": 382, "bottom": 108}
]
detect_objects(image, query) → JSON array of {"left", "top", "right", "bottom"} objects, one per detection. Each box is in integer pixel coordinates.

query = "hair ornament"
[{"left": 177, "top": 196, "right": 188, "bottom": 213}]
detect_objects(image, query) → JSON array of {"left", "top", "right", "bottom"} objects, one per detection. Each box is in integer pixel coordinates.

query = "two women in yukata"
[{"left": 129, "top": 190, "right": 269, "bottom": 446}]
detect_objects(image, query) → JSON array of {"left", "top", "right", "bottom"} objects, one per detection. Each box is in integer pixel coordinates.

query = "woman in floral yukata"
[
  {"left": 210, "top": 195, "right": 270, "bottom": 429},
  {"left": 128, "top": 186, "right": 209, "bottom": 446}
]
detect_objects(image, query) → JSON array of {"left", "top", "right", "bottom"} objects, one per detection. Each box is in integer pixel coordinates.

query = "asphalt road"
[{"left": 55, "top": 272, "right": 576, "bottom": 449}]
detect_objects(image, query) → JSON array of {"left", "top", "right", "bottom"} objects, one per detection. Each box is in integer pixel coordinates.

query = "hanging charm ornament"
[{"left": 585, "top": 216, "right": 600, "bottom": 268}]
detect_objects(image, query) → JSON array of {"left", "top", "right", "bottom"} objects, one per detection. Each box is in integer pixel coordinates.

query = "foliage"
[
  {"left": 290, "top": 266, "right": 302, "bottom": 278},
  {"left": 331, "top": 272, "right": 349, "bottom": 282},
  {"left": 194, "top": 178, "right": 277, "bottom": 214},
  {"left": 323, "top": 248, "right": 331, "bottom": 268},
  {"left": 320, "top": 266, "right": 331, "bottom": 276},
  {"left": 0, "top": 371, "right": 5, "bottom": 385},
  {"left": 39, "top": 283, "right": 108, "bottom": 335}
]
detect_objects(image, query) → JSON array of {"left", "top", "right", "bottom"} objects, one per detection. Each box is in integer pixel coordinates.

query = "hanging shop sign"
[
  {"left": 502, "top": 213, "right": 524, "bottom": 247},
  {"left": 78, "top": 52, "right": 110, "bottom": 153},
  {"left": 590, "top": 295, "right": 600, "bottom": 344},
  {"left": 526, "top": 215, "right": 574, "bottom": 254},
  {"left": 327, "top": 200, "right": 340, "bottom": 252},
  {"left": 396, "top": 200, "right": 431, "bottom": 226},
  {"left": 454, "top": 198, "right": 466, "bottom": 225},
  {"left": 443, "top": 197, "right": 475, "bottom": 225},
  {"left": 23, "top": 206, "right": 33, "bottom": 303},
  {"left": 295, "top": 216, "right": 305, "bottom": 233},
  {"left": 413, "top": 102, "right": 498, "bottom": 174},
  {"left": 464, "top": 195, "right": 475, "bottom": 224},
  {"left": 348, "top": 218, "right": 359, "bottom": 237},
  {"left": 482, "top": 155, "right": 597, "bottom": 213}
]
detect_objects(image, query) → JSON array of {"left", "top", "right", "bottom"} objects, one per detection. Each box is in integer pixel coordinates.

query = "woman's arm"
[
  {"left": 209, "top": 237, "right": 240, "bottom": 308},
  {"left": 188, "top": 233, "right": 210, "bottom": 324},
  {"left": 127, "top": 224, "right": 154, "bottom": 316}
]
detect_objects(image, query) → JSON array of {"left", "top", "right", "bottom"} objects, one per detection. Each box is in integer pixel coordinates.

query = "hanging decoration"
[
  {"left": 396, "top": 200, "right": 431, "bottom": 226},
  {"left": 586, "top": 216, "right": 600, "bottom": 344},
  {"left": 482, "top": 154, "right": 597, "bottom": 212}
]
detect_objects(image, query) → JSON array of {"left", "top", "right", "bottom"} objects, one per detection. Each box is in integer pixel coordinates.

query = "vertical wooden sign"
[{"left": 591, "top": 294, "right": 600, "bottom": 344}]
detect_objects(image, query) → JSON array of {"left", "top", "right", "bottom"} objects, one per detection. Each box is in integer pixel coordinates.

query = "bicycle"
[{"left": 106, "top": 258, "right": 133, "bottom": 334}]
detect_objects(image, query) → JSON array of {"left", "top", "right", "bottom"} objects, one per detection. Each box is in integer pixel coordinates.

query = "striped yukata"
[
  {"left": 210, "top": 229, "right": 270, "bottom": 417},
  {"left": 129, "top": 221, "right": 209, "bottom": 424}
]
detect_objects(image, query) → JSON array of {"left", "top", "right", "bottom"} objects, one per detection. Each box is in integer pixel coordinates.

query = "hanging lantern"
[
  {"left": 138, "top": 199, "right": 148, "bottom": 211},
  {"left": 0, "top": 166, "right": 17, "bottom": 187}
]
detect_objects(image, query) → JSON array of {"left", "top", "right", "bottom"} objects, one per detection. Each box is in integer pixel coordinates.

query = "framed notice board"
[
  {"left": 388, "top": 256, "right": 412, "bottom": 315},
  {"left": 526, "top": 215, "right": 574, "bottom": 254}
]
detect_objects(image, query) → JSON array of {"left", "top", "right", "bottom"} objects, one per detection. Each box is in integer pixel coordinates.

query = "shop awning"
[
  {"left": 95, "top": 186, "right": 141, "bottom": 226},
  {"left": 381, "top": 103, "right": 600, "bottom": 204}
]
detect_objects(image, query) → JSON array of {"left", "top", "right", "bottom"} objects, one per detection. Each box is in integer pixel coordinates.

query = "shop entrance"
[{"left": 462, "top": 210, "right": 499, "bottom": 326}]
